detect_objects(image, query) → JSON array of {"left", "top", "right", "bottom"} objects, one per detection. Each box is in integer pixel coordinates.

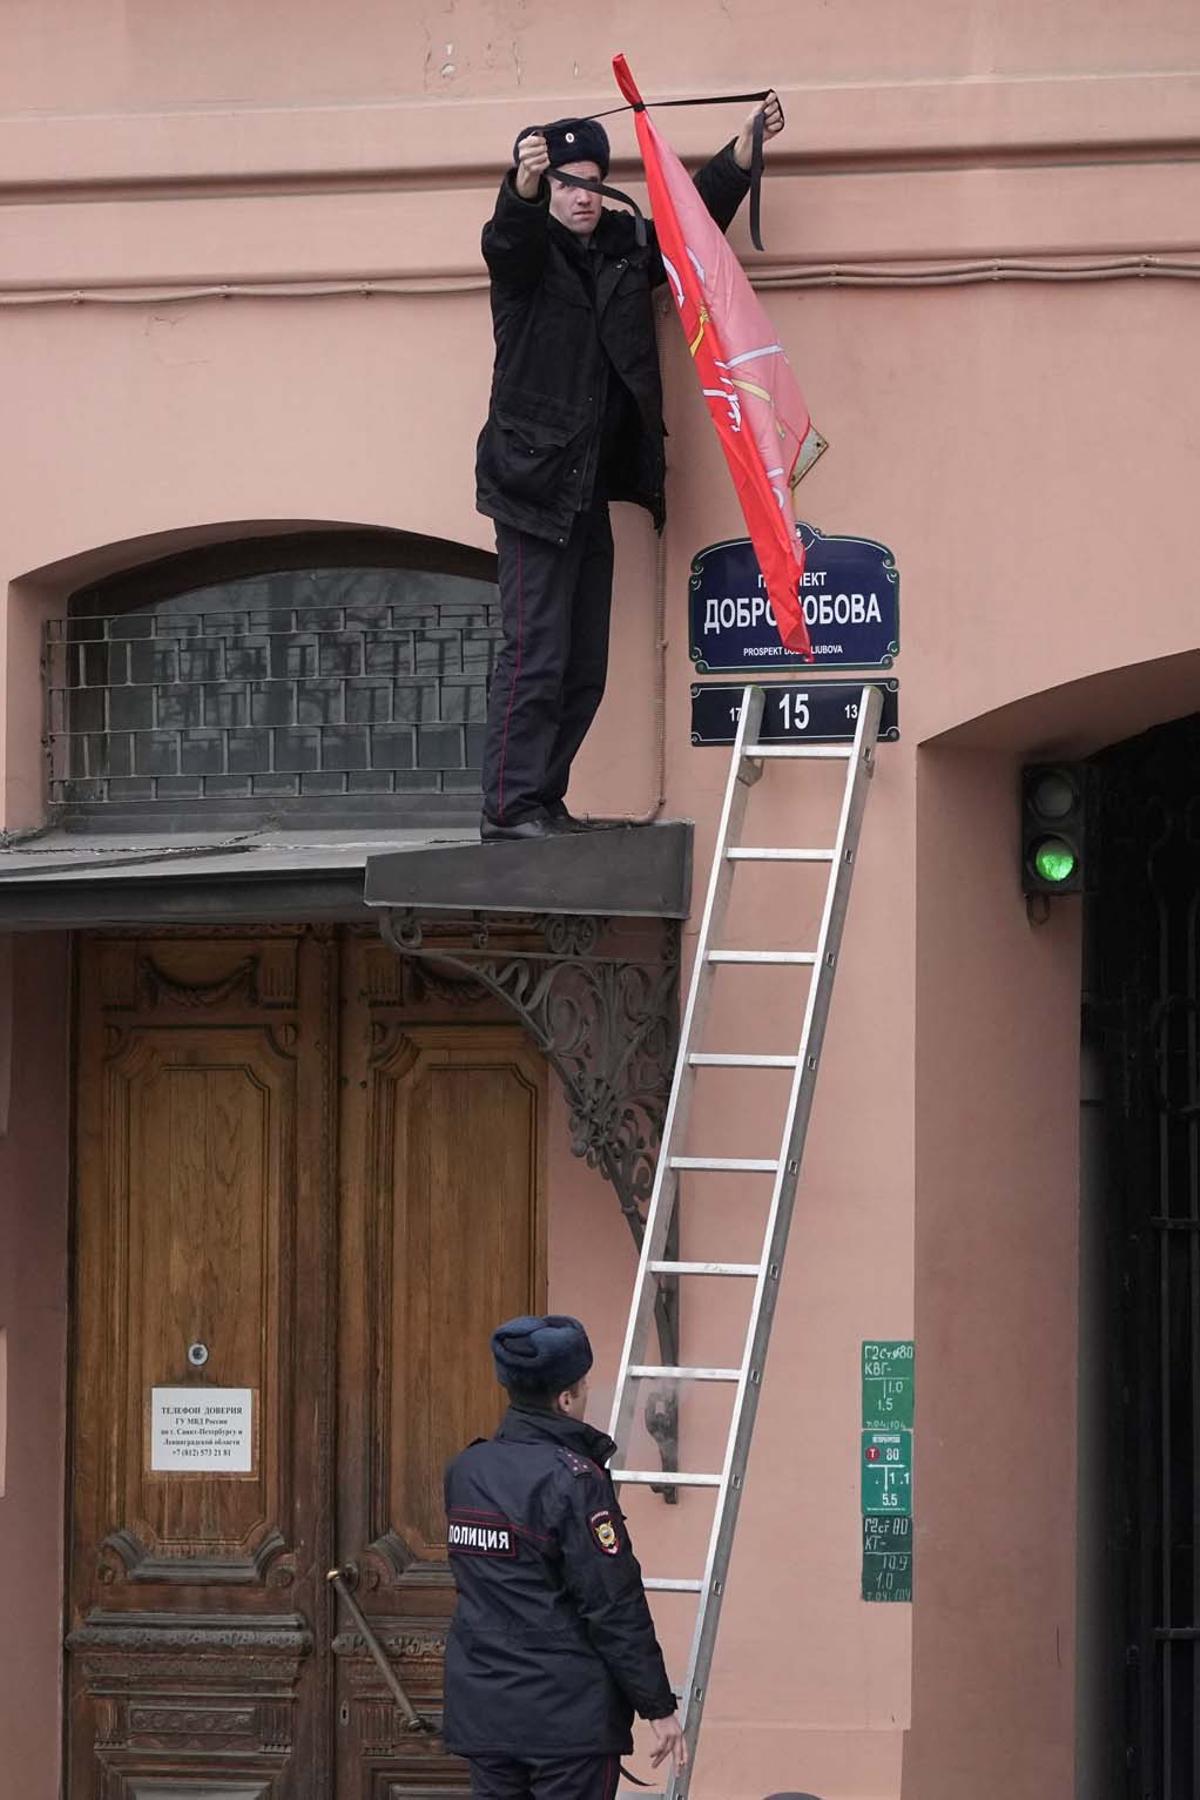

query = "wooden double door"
[{"left": 67, "top": 929, "right": 546, "bottom": 1798}]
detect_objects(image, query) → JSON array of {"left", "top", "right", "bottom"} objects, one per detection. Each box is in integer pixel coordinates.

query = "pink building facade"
[{"left": 2, "top": 5, "right": 1200, "bottom": 1797}]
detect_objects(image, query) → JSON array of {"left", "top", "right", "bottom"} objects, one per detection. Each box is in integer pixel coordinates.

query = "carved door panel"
[
  {"left": 68, "top": 933, "right": 335, "bottom": 1798},
  {"left": 334, "top": 937, "right": 546, "bottom": 1797},
  {"left": 68, "top": 932, "right": 547, "bottom": 1800}
]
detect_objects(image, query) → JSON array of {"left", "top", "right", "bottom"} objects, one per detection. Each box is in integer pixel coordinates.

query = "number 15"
[{"left": 777, "top": 691, "right": 810, "bottom": 733}]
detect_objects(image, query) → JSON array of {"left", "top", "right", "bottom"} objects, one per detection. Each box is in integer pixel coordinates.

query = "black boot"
[
  {"left": 545, "top": 801, "right": 625, "bottom": 832},
  {"left": 480, "top": 811, "right": 556, "bottom": 843},
  {"left": 544, "top": 801, "right": 584, "bottom": 833}
]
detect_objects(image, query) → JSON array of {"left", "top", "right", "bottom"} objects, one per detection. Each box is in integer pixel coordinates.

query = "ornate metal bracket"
[{"left": 379, "top": 908, "right": 681, "bottom": 1497}]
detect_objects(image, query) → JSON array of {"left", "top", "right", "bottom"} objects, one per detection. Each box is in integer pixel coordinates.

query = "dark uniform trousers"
[
  {"left": 467, "top": 1753, "right": 622, "bottom": 1800},
  {"left": 482, "top": 503, "right": 614, "bottom": 825}
]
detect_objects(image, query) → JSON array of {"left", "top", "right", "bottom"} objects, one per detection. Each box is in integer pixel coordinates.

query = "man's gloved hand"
[
  {"left": 515, "top": 130, "right": 551, "bottom": 200},
  {"left": 733, "top": 90, "right": 785, "bottom": 171},
  {"left": 649, "top": 1712, "right": 689, "bottom": 1772}
]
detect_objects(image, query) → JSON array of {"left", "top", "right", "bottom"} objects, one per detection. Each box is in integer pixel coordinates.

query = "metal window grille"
[{"left": 44, "top": 565, "right": 502, "bottom": 818}]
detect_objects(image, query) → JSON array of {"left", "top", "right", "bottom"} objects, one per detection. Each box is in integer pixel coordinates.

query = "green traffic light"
[{"left": 1033, "top": 837, "right": 1078, "bottom": 885}]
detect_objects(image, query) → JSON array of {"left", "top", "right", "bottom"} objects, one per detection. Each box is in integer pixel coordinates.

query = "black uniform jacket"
[
  {"left": 475, "top": 144, "right": 752, "bottom": 546},
  {"left": 442, "top": 1406, "right": 676, "bottom": 1757}
]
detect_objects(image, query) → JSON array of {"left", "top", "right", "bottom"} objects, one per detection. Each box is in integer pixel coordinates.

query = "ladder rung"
[
  {"left": 648, "top": 1260, "right": 760, "bottom": 1276},
  {"left": 644, "top": 1577, "right": 705, "bottom": 1593},
  {"left": 688, "top": 1052, "right": 798, "bottom": 1068},
  {"left": 627, "top": 1365, "right": 741, "bottom": 1381},
  {"left": 744, "top": 742, "right": 855, "bottom": 759},
  {"left": 727, "top": 847, "right": 834, "bottom": 861},
  {"left": 707, "top": 949, "right": 816, "bottom": 965},
  {"left": 612, "top": 1469, "right": 722, "bottom": 1487},
  {"left": 669, "top": 1156, "right": 778, "bottom": 1172}
]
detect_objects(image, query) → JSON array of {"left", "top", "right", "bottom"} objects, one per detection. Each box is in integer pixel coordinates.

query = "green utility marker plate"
[
  {"left": 862, "top": 1516, "right": 913, "bottom": 1601},
  {"left": 861, "top": 1339, "right": 914, "bottom": 1431},
  {"left": 861, "top": 1430, "right": 912, "bottom": 1516}
]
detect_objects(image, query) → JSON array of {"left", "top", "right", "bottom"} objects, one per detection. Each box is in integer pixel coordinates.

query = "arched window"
[{"left": 45, "top": 531, "right": 500, "bottom": 825}]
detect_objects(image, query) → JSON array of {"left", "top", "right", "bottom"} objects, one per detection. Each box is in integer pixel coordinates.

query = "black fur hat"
[
  {"left": 491, "top": 1314, "right": 594, "bottom": 1393},
  {"left": 513, "top": 116, "right": 610, "bottom": 178}
]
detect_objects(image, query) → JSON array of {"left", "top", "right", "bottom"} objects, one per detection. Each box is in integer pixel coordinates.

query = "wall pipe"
[{"left": 3, "top": 252, "right": 1200, "bottom": 307}]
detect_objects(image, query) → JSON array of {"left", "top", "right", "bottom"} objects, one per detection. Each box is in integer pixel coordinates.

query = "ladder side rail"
[
  {"left": 607, "top": 684, "right": 766, "bottom": 1451},
  {"left": 670, "top": 685, "right": 882, "bottom": 1793}
]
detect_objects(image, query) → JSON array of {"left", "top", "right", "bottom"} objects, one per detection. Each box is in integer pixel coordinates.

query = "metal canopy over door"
[{"left": 67, "top": 929, "right": 545, "bottom": 1797}]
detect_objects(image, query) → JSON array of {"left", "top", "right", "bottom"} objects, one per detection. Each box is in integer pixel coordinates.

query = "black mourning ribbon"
[
  {"left": 748, "top": 102, "right": 766, "bottom": 254},
  {"left": 544, "top": 88, "right": 779, "bottom": 254},
  {"left": 548, "top": 168, "right": 650, "bottom": 247}
]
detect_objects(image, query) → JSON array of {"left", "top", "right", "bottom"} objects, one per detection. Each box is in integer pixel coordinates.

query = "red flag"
[{"left": 613, "top": 54, "right": 822, "bottom": 657}]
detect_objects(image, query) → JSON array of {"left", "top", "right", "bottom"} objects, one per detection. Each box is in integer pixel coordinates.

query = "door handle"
[{"left": 327, "top": 1566, "right": 434, "bottom": 1735}]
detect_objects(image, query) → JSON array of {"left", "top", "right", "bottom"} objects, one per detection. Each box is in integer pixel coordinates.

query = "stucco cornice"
[
  {"left": 4, "top": 159, "right": 1200, "bottom": 294},
  {"left": 4, "top": 70, "right": 1200, "bottom": 293},
  {"left": 1, "top": 69, "right": 1200, "bottom": 199}
]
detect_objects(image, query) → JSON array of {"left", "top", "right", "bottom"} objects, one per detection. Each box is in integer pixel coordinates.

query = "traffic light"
[{"left": 1021, "top": 764, "right": 1085, "bottom": 896}]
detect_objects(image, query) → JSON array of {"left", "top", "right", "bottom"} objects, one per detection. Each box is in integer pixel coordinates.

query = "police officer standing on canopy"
[
  {"left": 443, "top": 1314, "right": 685, "bottom": 1797},
  {"left": 477, "top": 94, "right": 785, "bottom": 840}
]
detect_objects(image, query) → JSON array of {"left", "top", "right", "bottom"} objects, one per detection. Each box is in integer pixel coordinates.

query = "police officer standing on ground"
[
  {"left": 476, "top": 94, "right": 785, "bottom": 840},
  {"left": 443, "top": 1314, "right": 685, "bottom": 1798}
]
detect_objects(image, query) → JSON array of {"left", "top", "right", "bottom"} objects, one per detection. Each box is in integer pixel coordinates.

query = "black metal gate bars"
[{"left": 1088, "top": 717, "right": 1200, "bottom": 1798}]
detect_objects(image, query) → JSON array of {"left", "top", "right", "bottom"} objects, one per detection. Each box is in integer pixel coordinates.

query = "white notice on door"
[{"left": 150, "top": 1387, "right": 254, "bottom": 1473}]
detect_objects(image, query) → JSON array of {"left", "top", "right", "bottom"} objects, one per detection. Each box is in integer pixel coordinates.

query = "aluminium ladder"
[{"left": 607, "top": 681, "right": 883, "bottom": 1799}]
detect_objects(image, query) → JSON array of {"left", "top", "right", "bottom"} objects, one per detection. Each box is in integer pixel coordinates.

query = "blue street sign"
[
  {"left": 690, "top": 680, "right": 899, "bottom": 748},
  {"left": 689, "top": 522, "right": 900, "bottom": 674}
]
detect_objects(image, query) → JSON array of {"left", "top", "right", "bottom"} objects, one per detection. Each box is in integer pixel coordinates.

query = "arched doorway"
[
  {"left": 58, "top": 532, "right": 548, "bottom": 1798},
  {"left": 906, "top": 656, "right": 1200, "bottom": 1800}
]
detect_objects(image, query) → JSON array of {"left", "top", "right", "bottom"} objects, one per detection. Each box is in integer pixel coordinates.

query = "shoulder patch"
[
  {"left": 557, "top": 1447, "right": 601, "bottom": 1479},
  {"left": 588, "top": 1508, "right": 622, "bottom": 1557},
  {"left": 447, "top": 1510, "right": 517, "bottom": 1558}
]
